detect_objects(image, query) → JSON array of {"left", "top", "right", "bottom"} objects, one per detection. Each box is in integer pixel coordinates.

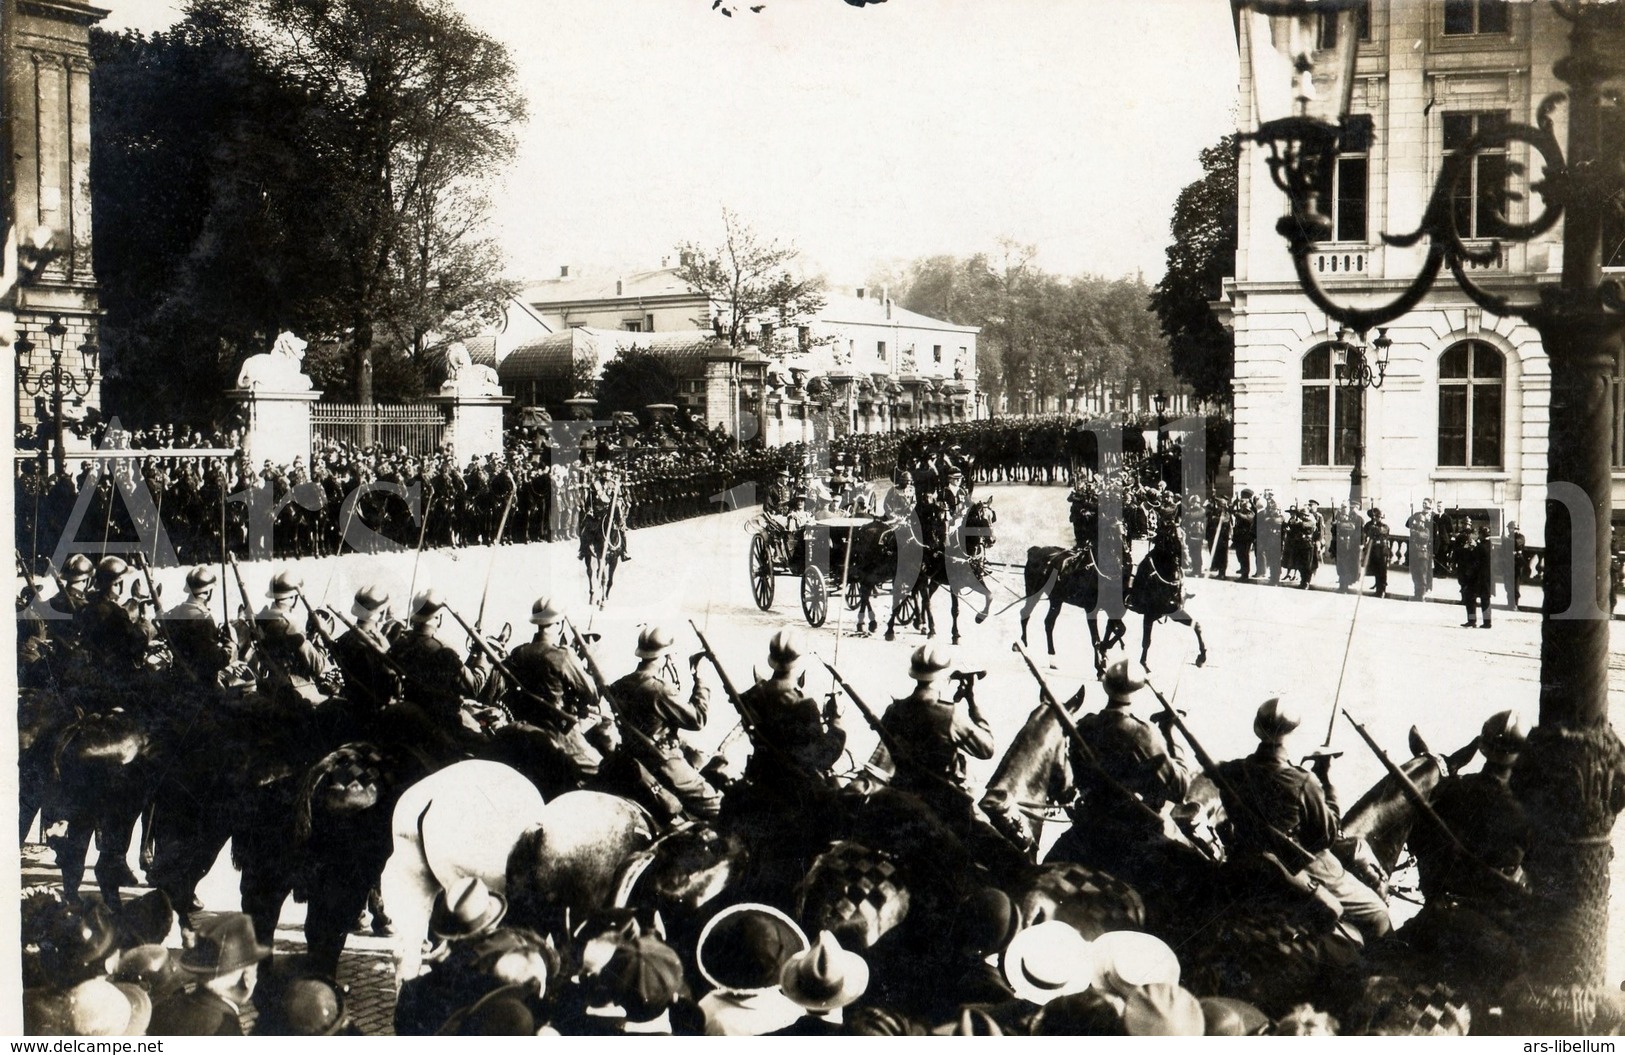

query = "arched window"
[
  {"left": 1301, "top": 345, "right": 1361, "bottom": 466},
  {"left": 1438, "top": 341, "right": 1504, "bottom": 467}
]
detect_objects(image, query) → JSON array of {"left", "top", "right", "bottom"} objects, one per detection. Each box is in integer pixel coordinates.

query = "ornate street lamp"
[
  {"left": 1330, "top": 326, "right": 1389, "bottom": 506},
  {"left": 1153, "top": 388, "right": 1169, "bottom": 485},
  {"left": 16, "top": 315, "right": 98, "bottom": 478},
  {"left": 1237, "top": 0, "right": 1625, "bottom": 1018}
]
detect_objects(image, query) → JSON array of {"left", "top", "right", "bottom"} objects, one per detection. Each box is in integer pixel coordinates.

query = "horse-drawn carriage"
[{"left": 748, "top": 514, "right": 918, "bottom": 628}]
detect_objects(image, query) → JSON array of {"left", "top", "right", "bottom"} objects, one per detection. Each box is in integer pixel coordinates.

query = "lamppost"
[
  {"left": 16, "top": 315, "right": 99, "bottom": 478},
  {"left": 1237, "top": 0, "right": 1625, "bottom": 1014},
  {"left": 1152, "top": 388, "right": 1168, "bottom": 486},
  {"left": 1329, "top": 327, "right": 1390, "bottom": 507}
]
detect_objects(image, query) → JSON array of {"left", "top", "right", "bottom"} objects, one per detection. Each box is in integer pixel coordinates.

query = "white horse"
[{"left": 377, "top": 760, "right": 547, "bottom": 987}]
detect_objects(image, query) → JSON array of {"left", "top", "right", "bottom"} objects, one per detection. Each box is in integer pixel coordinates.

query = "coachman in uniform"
[{"left": 609, "top": 625, "right": 720, "bottom": 821}]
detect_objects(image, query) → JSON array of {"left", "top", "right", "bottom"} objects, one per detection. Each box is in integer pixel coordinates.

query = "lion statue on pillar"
[
  {"left": 439, "top": 342, "right": 501, "bottom": 397},
  {"left": 235, "top": 331, "right": 315, "bottom": 392}
]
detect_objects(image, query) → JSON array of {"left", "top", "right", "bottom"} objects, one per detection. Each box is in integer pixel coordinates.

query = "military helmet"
[
  {"left": 184, "top": 565, "right": 217, "bottom": 594},
  {"left": 93, "top": 556, "right": 131, "bottom": 588},
  {"left": 1480, "top": 710, "right": 1527, "bottom": 764},
  {"left": 636, "top": 625, "right": 676, "bottom": 660},
  {"left": 908, "top": 643, "right": 953, "bottom": 683},
  {"left": 1101, "top": 659, "right": 1146, "bottom": 704},
  {"left": 352, "top": 584, "right": 389, "bottom": 620},
  {"left": 529, "top": 595, "right": 564, "bottom": 627},
  {"left": 1252, "top": 697, "right": 1301, "bottom": 742},
  {"left": 767, "top": 627, "right": 804, "bottom": 672},
  {"left": 266, "top": 569, "right": 303, "bottom": 600},
  {"left": 63, "top": 554, "right": 94, "bottom": 583},
  {"left": 410, "top": 589, "right": 446, "bottom": 624}
]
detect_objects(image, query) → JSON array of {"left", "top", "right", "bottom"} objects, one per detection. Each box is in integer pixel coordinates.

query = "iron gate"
[{"left": 310, "top": 402, "right": 449, "bottom": 456}]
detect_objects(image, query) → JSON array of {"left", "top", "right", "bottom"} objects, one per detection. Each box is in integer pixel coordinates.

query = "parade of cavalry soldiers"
[{"left": 13, "top": 404, "right": 1578, "bottom": 1039}]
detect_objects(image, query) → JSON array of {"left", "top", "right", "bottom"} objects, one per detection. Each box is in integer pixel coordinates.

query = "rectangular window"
[
  {"left": 1318, "top": 0, "right": 1372, "bottom": 48},
  {"left": 1444, "top": 0, "right": 1508, "bottom": 35},
  {"left": 877, "top": 341, "right": 887, "bottom": 361},
  {"left": 645, "top": 314, "right": 656, "bottom": 331},
  {"left": 1313, "top": 128, "right": 1370, "bottom": 242},
  {"left": 1334, "top": 386, "right": 1362, "bottom": 467},
  {"left": 1472, "top": 383, "right": 1503, "bottom": 467},
  {"left": 1439, "top": 385, "right": 1469, "bottom": 466},
  {"left": 623, "top": 320, "right": 642, "bottom": 332},
  {"left": 1444, "top": 111, "right": 1509, "bottom": 239},
  {"left": 1303, "top": 387, "right": 1330, "bottom": 466},
  {"left": 933, "top": 345, "right": 942, "bottom": 364}
]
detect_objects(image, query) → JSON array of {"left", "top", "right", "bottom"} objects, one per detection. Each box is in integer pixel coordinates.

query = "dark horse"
[
  {"left": 848, "top": 498, "right": 995, "bottom": 645},
  {"left": 579, "top": 502, "right": 625, "bottom": 609},
  {"left": 917, "top": 496, "right": 997, "bottom": 645},
  {"left": 1127, "top": 526, "right": 1208, "bottom": 671},
  {"left": 1019, "top": 539, "right": 1130, "bottom": 676}
]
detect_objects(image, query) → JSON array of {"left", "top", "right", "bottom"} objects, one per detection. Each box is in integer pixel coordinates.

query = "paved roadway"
[{"left": 26, "top": 481, "right": 1625, "bottom": 1030}]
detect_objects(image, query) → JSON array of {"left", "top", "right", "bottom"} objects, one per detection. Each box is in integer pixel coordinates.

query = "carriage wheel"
[
  {"left": 750, "top": 534, "right": 776, "bottom": 611},
  {"left": 801, "top": 565, "right": 829, "bottom": 627},
  {"left": 896, "top": 587, "right": 919, "bottom": 626},
  {"left": 845, "top": 579, "right": 862, "bottom": 611}
]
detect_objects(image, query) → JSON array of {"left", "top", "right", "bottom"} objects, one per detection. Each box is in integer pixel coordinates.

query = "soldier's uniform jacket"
[
  {"left": 739, "top": 678, "right": 845, "bottom": 780},
  {"left": 1212, "top": 743, "right": 1338, "bottom": 859},
  {"left": 764, "top": 482, "right": 795, "bottom": 517},
  {"left": 391, "top": 629, "right": 488, "bottom": 725},
  {"left": 252, "top": 633, "right": 336, "bottom": 706},
  {"left": 1074, "top": 705, "right": 1190, "bottom": 834},
  {"left": 506, "top": 640, "right": 598, "bottom": 727},
  {"left": 74, "top": 595, "right": 153, "bottom": 673},
  {"left": 883, "top": 485, "right": 914, "bottom": 521},
  {"left": 876, "top": 690, "right": 993, "bottom": 791},
  {"left": 160, "top": 598, "right": 232, "bottom": 680},
  {"left": 334, "top": 622, "right": 400, "bottom": 715},
  {"left": 607, "top": 669, "right": 707, "bottom": 754}
]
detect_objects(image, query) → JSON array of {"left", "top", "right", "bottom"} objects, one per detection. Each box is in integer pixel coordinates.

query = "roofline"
[{"left": 528, "top": 292, "right": 711, "bottom": 312}]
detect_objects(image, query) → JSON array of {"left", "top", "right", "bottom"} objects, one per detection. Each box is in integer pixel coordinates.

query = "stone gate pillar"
[
  {"left": 430, "top": 341, "right": 513, "bottom": 459},
  {"left": 227, "top": 332, "right": 320, "bottom": 467}
]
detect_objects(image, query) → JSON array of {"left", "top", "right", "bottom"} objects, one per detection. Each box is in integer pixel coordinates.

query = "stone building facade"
[
  {"left": 5, "top": 0, "right": 107, "bottom": 430},
  {"left": 1223, "top": 0, "right": 1625, "bottom": 541}
]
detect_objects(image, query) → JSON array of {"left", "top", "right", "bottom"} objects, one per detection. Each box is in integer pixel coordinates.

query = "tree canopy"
[
  {"left": 1150, "top": 135, "right": 1238, "bottom": 403},
  {"left": 596, "top": 346, "right": 680, "bottom": 419},
  {"left": 90, "top": 0, "right": 525, "bottom": 418},
  {"left": 884, "top": 245, "right": 1178, "bottom": 416},
  {"left": 674, "top": 209, "right": 826, "bottom": 355}
]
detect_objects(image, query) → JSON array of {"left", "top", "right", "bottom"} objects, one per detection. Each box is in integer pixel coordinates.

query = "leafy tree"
[
  {"left": 675, "top": 209, "right": 826, "bottom": 354},
  {"left": 89, "top": 0, "right": 525, "bottom": 416},
  {"left": 1151, "top": 135, "right": 1238, "bottom": 403},
  {"left": 596, "top": 346, "right": 680, "bottom": 420}
]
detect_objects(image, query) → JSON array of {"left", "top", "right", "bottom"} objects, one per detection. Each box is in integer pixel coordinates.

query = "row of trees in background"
[{"left": 91, "top": 0, "right": 525, "bottom": 420}]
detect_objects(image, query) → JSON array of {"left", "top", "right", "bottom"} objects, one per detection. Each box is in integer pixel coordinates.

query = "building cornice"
[{"left": 17, "top": 0, "right": 110, "bottom": 26}]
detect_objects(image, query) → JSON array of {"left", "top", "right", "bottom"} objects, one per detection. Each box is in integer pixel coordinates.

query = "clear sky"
[{"left": 98, "top": 0, "right": 1239, "bottom": 288}]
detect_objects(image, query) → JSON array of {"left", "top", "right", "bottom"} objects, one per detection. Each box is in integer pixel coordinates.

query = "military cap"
[
  {"left": 1252, "top": 697, "right": 1300, "bottom": 742},
  {"left": 767, "top": 627, "right": 803, "bottom": 672},
  {"left": 184, "top": 565, "right": 217, "bottom": 593},
  {"left": 635, "top": 625, "right": 675, "bottom": 659},
  {"left": 529, "top": 595, "right": 564, "bottom": 626},
  {"left": 1101, "top": 659, "right": 1146, "bottom": 704},
  {"left": 908, "top": 642, "right": 953, "bottom": 682},
  {"left": 352, "top": 584, "right": 389, "bottom": 619},
  {"left": 410, "top": 589, "right": 445, "bottom": 623},
  {"left": 266, "top": 569, "right": 303, "bottom": 599}
]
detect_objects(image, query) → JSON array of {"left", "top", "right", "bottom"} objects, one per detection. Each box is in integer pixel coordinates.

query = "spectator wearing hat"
[
  {"left": 1121, "top": 982, "right": 1205, "bottom": 1036},
  {"left": 944, "top": 887, "right": 1022, "bottom": 1008},
  {"left": 504, "top": 595, "right": 614, "bottom": 782},
  {"left": 251, "top": 959, "right": 358, "bottom": 1037},
  {"left": 395, "top": 879, "right": 544, "bottom": 1036},
  {"left": 695, "top": 903, "right": 810, "bottom": 1036},
  {"left": 1200, "top": 996, "right": 1271, "bottom": 1036},
  {"left": 23, "top": 977, "right": 152, "bottom": 1038},
  {"left": 149, "top": 913, "right": 270, "bottom": 1036},
  {"left": 770, "top": 930, "right": 869, "bottom": 1035},
  {"left": 332, "top": 584, "right": 400, "bottom": 718},
  {"left": 160, "top": 565, "right": 231, "bottom": 682},
  {"left": 1212, "top": 699, "right": 1391, "bottom": 945},
  {"left": 609, "top": 624, "right": 720, "bottom": 821},
  {"left": 554, "top": 931, "right": 689, "bottom": 1035},
  {"left": 999, "top": 919, "right": 1096, "bottom": 1023},
  {"left": 113, "top": 945, "right": 186, "bottom": 1004},
  {"left": 872, "top": 643, "right": 993, "bottom": 832},
  {"left": 389, "top": 588, "right": 490, "bottom": 743},
  {"left": 738, "top": 627, "right": 846, "bottom": 801}
]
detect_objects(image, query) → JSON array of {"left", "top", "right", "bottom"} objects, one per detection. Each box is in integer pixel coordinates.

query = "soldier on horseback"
[
  {"left": 331, "top": 585, "right": 402, "bottom": 720},
  {"left": 504, "top": 595, "right": 618, "bottom": 780},
  {"left": 1050, "top": 660, "right": 1201, "bottom": 896},
  {"left": 51, "top": 553, "right": 93, "bottom": 620},
  {"left": 738, "top": 628, "right": 846, "bottom": 797},
  {"left": 1211, "top": 698, "right": 1392, "bottom": 946},
  {"left": 389, "top": 589, "right": 491, "bottom": 747},
  {"left": 581, "top": 461, "right": 631, "bottom": 563},
  {"left": 249, "top": 607, "right": 339, "bottom": 708},
  {"left": 872, "top": 644, "right": 993, "bottom": 830},
  {"left": 609, "top": 625, "right": 720, "bottom": 821},
  {"left": 159, "top": 566, "right": 232, "bottom": 684},
  {"left": 74, "top": 557, "right": 155, "bottom": 681}
]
